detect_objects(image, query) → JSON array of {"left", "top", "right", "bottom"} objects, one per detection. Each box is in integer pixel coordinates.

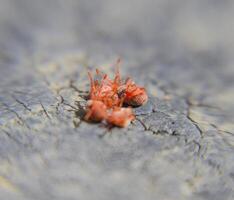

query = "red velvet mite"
[{"left": 84, "top": 58, "right": 148, "bottom": 127}]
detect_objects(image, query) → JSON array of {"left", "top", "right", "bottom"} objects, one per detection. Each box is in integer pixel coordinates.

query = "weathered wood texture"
[{"left": 0, "top": 0, "right": 234, "bottom": 199}]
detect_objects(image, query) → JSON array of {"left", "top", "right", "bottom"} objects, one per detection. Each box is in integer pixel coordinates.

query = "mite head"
[
  {"left": 117, "top": 85, "right": 126, "bottom": 99},
  {"left": 106, "top": 107, "right": 135, "bottom": 128},
  {"left": 84, "top": 100, "right": 107, "bottom": 122}
]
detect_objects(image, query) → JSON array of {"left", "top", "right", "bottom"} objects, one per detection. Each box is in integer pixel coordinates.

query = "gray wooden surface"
[{"left": 0, "top": 0, "right": 234, "bottom": 199}]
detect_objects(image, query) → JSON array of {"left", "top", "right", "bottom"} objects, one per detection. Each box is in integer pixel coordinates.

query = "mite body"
[{"left": 119, "top": 78, "right": 148, "bottom": 107}]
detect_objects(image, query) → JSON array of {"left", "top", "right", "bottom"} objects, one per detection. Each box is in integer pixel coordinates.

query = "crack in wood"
[
  {"left": 13, "top": 97, "right": 32, "bottom": 112},
  {"left": 0, "top": 101, "right": 30, "bottom": 129},
  {"left": 40, "top": 102, "right": 51, "bottom": 119}
]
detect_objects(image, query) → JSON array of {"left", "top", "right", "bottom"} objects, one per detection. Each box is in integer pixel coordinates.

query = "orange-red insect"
[{"left": 84, "top": 58, "right": 148, "bottom": 127}]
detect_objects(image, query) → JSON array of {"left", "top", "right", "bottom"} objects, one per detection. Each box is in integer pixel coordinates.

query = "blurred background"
[
  {"left": 1, "top": 0, "right": 234, "bottom": 92},
  {"left": 1, "top": 0, "right": 234, "bottom": 124}
]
